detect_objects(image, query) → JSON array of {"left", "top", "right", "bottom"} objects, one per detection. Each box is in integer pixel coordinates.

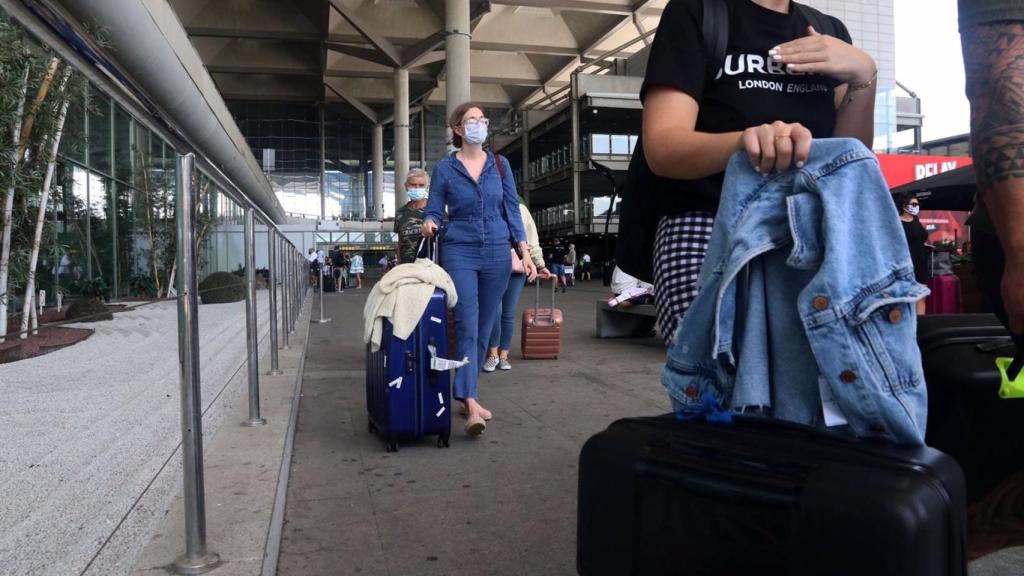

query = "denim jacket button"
[
  {"left": 812, "top": 295, "right": 830, "bottom": 311},
  {"left": 839, "top": 370, "right": 857, "bottom": 383},
  {"left": 685, "top": 385, "right": 699, "bottom": 399},
  {"left": 888, "top": 308, "right": 903, "bottom": 324}
]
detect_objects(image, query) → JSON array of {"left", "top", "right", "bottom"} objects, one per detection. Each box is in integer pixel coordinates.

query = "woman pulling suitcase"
[{"left": 421, "top": 101, "right": 537, "bottom": 436}]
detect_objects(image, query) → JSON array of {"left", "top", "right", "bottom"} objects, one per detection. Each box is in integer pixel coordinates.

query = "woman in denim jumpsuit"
[{"left": 422, "top": 102, "right": 537, "bottom": 436}]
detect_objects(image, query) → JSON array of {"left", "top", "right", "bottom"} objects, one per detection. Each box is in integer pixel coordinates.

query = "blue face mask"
[
  {"left": 463, "top": 122, "right": 488, "bottom": 145},
  {"left": 408, "top": 187, "right": 428, "bottom": 201}
]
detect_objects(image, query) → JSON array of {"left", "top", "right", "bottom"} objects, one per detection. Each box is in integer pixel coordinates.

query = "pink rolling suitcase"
[{"left": 927, "top": 274, "right": 961, "bottom": 314}]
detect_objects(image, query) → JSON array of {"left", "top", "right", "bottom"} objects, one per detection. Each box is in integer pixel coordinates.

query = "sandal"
[{"left": 464, "top": 415, "right": 486, "bottom": 436}]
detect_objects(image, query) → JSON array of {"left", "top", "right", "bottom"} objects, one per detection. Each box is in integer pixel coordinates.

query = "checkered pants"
[{"left": 654, "top": 212, "right": 714, "bottom": 346}]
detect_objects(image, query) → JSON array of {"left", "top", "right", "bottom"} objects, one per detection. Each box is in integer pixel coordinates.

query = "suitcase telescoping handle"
[
  {"left": 416, "top": 236, "right": 439, "bottom": 263},
  {"left": 532, "top": 274, "right": 556, "bottom": 326}
]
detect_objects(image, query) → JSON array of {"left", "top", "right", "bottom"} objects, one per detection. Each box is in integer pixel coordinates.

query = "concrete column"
[
  {"left": 372, "top": 123, "right": 384, "bottom": 219},
  {"left": 445, "top": 0, "right": 471, "bottom": 121},
  {"left": 320, "top": 103, "right": 326, "bottom": 221},
  {"left": 570, "top": 73, "right": 582, "bottom": 232},
  {"left": 394, "top": 68, "right": 410, "bottom": 211},
  {"left": 420, "top": 108, "right": 427, "bottom": 168},
  {"left": 521, "top": 112, "right": 531, "bottom": 206}
]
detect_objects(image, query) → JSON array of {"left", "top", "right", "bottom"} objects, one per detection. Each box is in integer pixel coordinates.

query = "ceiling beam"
[
  {"left": 492, "top": 0, "right": 634, "bottom": 15},
  {"left": 325, "top": 81, "right": 379, "bottom": 124},
  {"left": 326, "top": 69, "right": 435, "bottom": 82},
  {"left": 516, "top": 0, "right": 657, "bottom": 108},
  {"left": 403, "top": 0, "right": 490, "bottom": 68},
  {"left": 327, "top": 0, "right": 403, "bottom": 68},
  {"left": 402, "top": 33, "right": 445, "bottom": 68},
  {"left": 207, "top": 64, "right": 319, "bottom": 77},
  {"left": 470, "top": 41, "right": 579, "bottom": 56},
  {"left": 186, "top": 27, "right": 320, "bottom": 42},
  {"left": 380, "top": 105, "right": 424, "bottom": 127},
  {"left": 325, "top": 42, "right": 396, "bottom": 68}
]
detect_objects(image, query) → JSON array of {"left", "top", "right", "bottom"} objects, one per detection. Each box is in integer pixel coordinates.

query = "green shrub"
[
  {"left": 128, "top": 274, "right": 157, "bottom": 297},
  {"left": 65, "top": 298, "right": 113, "bottom": 322},
  {"left": 198, "top": 271, "right": 245, "bottom": 304},
  {"left": 73, "top": 277, "right": 109, "bottom": 300}
]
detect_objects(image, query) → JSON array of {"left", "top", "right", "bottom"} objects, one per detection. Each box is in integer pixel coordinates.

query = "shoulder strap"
[
  {"left": 701, "top": 0, "right": 728, "bottom": 78},
  {"left": 793, "top": 2, "right": 836, "bottom": 36},
  {"left": 495, "top": 153, "right": 506, "bottom": 182}
]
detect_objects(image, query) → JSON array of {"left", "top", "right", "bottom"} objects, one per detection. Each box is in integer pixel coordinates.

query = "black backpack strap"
[
  {"left": 793, "top": 2, "right": 836, "bottom": 36},
  {"left": 701, "top": 0, "right": 729, "bottom": 79}
]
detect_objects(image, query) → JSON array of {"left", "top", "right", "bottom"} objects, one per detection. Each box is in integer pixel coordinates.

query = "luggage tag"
[
  {"left": 997, "top": 335, "right": 1024, "bottom": 399},
  {"left": 426, "top": 344, "right": 469, "bottom": 371}
]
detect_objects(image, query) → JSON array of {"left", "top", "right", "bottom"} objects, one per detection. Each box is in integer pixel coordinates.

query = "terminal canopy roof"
[{"left": 170, "top": 0, "right": 667, "bottom": 121}]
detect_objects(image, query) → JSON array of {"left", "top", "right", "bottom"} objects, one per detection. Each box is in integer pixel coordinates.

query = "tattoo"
[{"left": 963, "top": 22, "right": 1024, "bottom": 193}]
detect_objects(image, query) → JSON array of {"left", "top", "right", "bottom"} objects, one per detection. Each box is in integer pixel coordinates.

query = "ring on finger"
[{"left": 774, "top": 133, "right": 792, "bottom": 143}]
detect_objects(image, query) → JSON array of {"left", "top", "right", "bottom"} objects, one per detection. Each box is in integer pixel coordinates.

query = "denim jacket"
[
  {"left": 424, "top": 152, "right": 526, "bottom": 246},
  {"left": 662, "top": 138, "right": 930, "bottom": 445}
]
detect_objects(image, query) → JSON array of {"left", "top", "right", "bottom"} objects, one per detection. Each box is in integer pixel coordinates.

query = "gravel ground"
[{"left": 0, "top": 292, "right": 275, "bottom": 576}]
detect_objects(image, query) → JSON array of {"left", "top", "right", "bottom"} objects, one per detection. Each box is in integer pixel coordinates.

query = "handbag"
[{"left": 511, "top": 248, "right": 525, "bottom": 275}]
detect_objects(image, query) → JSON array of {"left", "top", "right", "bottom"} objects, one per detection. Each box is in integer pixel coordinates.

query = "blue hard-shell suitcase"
[{"left": 366, "top": 288, "right": 452, "bottom": 452}]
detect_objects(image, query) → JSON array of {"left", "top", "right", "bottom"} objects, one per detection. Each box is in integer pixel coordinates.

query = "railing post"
[
  {"left": 241, "top": 207, "right": 266, "bottom": 427},
  {"left": 267, "top": 228, "right": 282, "bottom": 374},
  {"left": 280, "top": 236, "right": 290, "bottom": 350},
  {"left": 173, "top": 153, "right": 220, "bottom": 575}
]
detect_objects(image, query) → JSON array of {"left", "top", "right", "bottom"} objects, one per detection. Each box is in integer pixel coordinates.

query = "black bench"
[{"left": 595, "top": 300, "right": 657, "bottom": 338}]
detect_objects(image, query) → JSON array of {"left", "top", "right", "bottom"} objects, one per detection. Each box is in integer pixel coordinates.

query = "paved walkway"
[{"left": 276, "top": 281, "right": 670, "bottom": 575}]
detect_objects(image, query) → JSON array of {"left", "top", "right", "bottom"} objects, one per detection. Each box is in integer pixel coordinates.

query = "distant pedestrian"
[
  {"left": 549, "top": 237, "right": 569, "bottom": 293},
  {"left": 580, "top": 253, "right": 592, "bottom": 281},
  {"left": 350, "top": 253, "right": 364, "bottom": 288},
  {"left": 566, "top": 243, "right": 577, "bottom": 287},
  {"left": 307, "top": 248, "right": 319, "bottom": 287}
]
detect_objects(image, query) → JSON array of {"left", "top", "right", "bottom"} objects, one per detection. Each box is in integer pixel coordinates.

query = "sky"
[{"left": 893, "top": 0, "right": 970, "bottom": 146}]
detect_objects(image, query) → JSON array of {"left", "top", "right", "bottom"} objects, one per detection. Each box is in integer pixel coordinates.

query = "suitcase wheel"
[
  {"left": 385, "top": 440, "right": 399, "bottom": 453},
  {"left": 437, "top": 433, "right": 450, "bottom": 448},
  {"left": 368, "top": 421, "right": 377, "bottom": 434}
]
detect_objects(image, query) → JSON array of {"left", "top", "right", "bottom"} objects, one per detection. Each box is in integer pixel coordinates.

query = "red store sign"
[{"left": 875, "top": 153, "right": 973, "bottom": 189}]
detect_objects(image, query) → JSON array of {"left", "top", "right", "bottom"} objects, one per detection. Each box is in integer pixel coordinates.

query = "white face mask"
[
  {"left": 463, "top": 122, "right": 488, "bottom": 145},
  {"left": 906, "top": 205, "right": 920, "bottom": 217}
]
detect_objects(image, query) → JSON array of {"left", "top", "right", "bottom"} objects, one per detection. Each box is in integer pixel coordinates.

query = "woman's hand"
[
  {"left": 769, "top": 26, "right": 877, "bottom": 87},
  {"left": 421, "top": 219, "right": 438, "bottom": 238},
  {"left": 537, "top": 267, "right": 552, "bottom": 281},
  {"left": 519, "top": 242, "right": 538, "bottom": 282},
  {"left": 740, "top": 121, "right": 812, "bottom": 174}
]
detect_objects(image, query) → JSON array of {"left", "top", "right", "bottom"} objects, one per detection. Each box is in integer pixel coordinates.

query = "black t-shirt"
[
  {"left": 901, "top": 218, "right": 930, "bottom": 284},
  {"left": 640, "top": 0, "right": 852, "bottom": 215},
  {"left": 550, "top": 244, "right": 569, "bottom": 265}
]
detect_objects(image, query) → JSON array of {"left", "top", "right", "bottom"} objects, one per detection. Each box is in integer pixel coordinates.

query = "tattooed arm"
[{"left": 963, "top": 22, "right": 1024, "bottom": 333}]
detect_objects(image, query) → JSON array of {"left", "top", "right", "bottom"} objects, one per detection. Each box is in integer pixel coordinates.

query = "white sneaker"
[
  {"left": 482, "top": 356, "right": 499, "bottom": 372},
  {"left": 498, "top": 358, "right": 512, "bottom": 371}
]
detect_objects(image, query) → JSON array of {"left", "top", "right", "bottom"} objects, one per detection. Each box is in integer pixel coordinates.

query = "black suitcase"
[
  {"left": 578, "top": 415, "right": 966, "bottom": 576},
  {"left": 918, "top": 314, "right": 1024, "bottom": 502}
]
